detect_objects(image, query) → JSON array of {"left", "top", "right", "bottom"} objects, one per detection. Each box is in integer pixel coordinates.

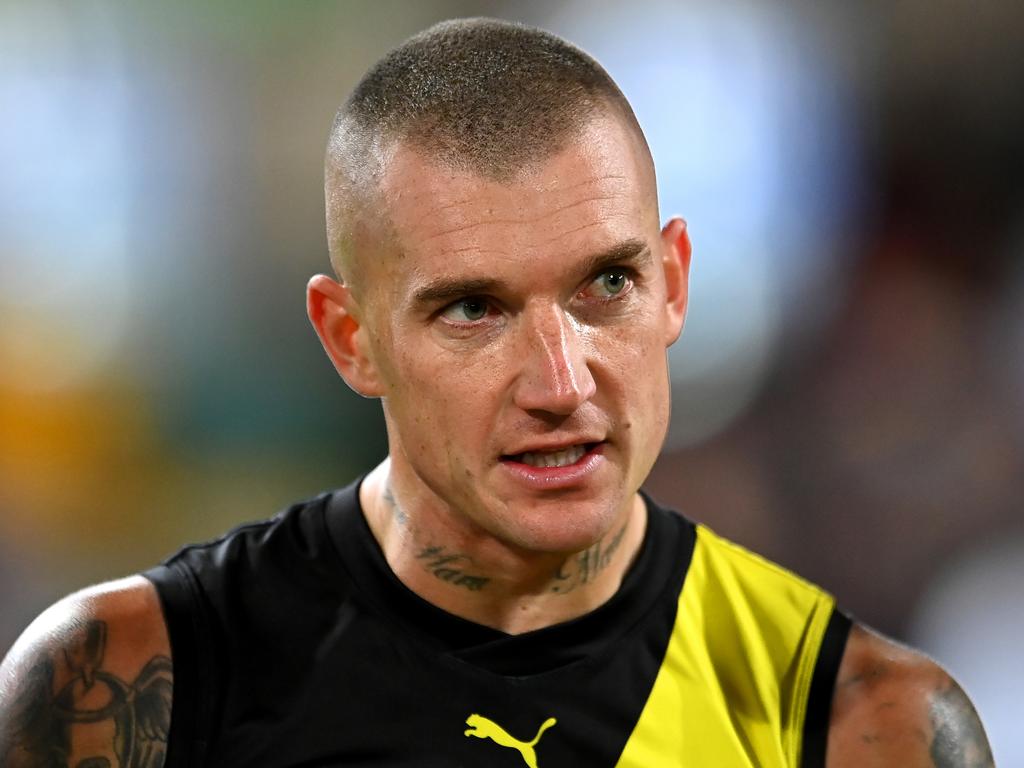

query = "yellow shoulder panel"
[{"left": 615, "top": 525, "right": 834, "bottom": 767}]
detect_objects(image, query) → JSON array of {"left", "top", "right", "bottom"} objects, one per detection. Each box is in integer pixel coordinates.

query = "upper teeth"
[{"left": 519, "top": 444, "right": 586, "bottom": 468}]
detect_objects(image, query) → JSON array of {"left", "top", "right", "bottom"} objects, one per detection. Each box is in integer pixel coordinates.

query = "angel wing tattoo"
[{"left": 1, "top": 620, "right": 172, "bottom": 768}]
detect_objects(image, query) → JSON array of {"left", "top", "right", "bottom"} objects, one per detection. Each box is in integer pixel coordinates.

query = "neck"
[{"left": 358, "top": 459, "right": 647, "bottom": 634}]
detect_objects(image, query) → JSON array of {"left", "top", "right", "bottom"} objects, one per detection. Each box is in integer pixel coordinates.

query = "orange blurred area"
[{"left": 0, "top": 382, "right": 154, "bottom": 540}]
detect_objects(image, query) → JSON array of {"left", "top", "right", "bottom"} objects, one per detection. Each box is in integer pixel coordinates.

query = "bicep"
[{"left": 0, "top": 575, "right": 172, "bottom": 768}]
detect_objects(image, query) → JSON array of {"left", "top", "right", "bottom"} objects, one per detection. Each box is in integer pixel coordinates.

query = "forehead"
[{"left": 365, "top": 116, "right": 658, "bottom": 301}]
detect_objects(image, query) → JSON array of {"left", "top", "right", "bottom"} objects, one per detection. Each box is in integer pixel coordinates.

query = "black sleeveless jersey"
[{"left": 144, "top": 482, "right": 849, "bottom": 767}]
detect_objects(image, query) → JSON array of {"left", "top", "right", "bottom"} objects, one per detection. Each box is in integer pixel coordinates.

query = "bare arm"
[
  {"left": 827, "top": 623, "right": 994, "bottom": 768},
  {"left": 0, "top": 576, "right": 172, "bottom": 768}
]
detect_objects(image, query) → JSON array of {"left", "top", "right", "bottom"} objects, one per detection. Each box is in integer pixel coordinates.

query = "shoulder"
[
  {"left": 827, "top": 622, "right": 993, "bottom": 768},
  {"left": 695, "top": 523, "right": 818, "bottom": 585},
  {"left": 0, "top": 576, "right": 171, "bottom": 768},
  {"left": 692, "top": 523, "right": 834, "bottom": 620},
  {"left": 161, "top": 489, "right": 345, "bottom": 584}
]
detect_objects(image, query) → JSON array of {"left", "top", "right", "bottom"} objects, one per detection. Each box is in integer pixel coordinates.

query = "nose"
[{"left": 512, "top": 305, "right": 597, "bottom": 416}]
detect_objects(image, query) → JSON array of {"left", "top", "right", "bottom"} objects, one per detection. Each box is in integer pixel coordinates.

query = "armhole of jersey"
[
  {"left": 800, "top": 608, "right": 852, "bottom": 768},
  {"left": 143, "top": 562, "right": 212, "bottom": 768}
]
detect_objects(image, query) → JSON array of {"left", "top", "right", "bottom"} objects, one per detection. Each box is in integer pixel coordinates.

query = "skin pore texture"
[{"left": 309, "top": 112, "right": 690, "bottom": 634}]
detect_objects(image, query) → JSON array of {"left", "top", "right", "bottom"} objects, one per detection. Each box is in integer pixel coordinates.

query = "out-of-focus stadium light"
[{"left": 542, "top": 0, "right": 861, "bottom": 447}]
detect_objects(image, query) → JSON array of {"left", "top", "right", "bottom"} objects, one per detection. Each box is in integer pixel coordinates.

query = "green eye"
[
  {"left": 595, "top": 270, "right": 629, "bottom": 297},
  {"left": 460, "top": 299, "right": 488, "bottom": 320},
  {"left": 443, "top": 298, "right": 489, "bottom": 322}
]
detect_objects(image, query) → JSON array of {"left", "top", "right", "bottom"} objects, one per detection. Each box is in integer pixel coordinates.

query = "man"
[{"left": 0, "top": 18, "right": 993, "bottom": 768}]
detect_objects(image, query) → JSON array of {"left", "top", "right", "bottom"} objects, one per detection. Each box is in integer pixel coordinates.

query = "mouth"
[
  {"left": 498, "top": 441, "right": 606, "bottom": 490},
  {"left": 502, "top": 442, "right": 601, "bottom": 468}
]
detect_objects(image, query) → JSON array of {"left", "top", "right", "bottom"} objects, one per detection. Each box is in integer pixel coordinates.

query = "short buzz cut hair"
[{"left": 324, "top": 17, "right": 648, "bottom": 284}]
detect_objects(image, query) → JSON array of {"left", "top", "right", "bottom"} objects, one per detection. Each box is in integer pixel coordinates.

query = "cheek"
[
  {"left": 389, "top": 345, "right": 504, "bottom": 440},
  {"left": 595, "top": 317, "right": 666, "bottom": 380},
  {"left": 597, "top": 322, "right": 671, "bottom": 427}
]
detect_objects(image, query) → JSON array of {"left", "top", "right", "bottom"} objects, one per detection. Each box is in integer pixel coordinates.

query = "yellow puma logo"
[{"left": 464, "top": 713, "right": 557, "bottom": 768}]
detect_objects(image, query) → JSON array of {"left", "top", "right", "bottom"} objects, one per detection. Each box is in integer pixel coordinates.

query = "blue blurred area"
[{"left": 1, "top": 1, "right": 1022, "bottom": 760}]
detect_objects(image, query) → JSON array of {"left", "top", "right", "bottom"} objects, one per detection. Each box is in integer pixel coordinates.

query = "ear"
[
  {"left": 306, "top": 274, "right": 384, "bottom": 397},
  {"left": 659, "top": 216, "right": 692, "bottom": 345}
]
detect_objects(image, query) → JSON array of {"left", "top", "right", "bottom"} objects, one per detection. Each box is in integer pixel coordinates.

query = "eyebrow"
[
  {"left": 411, "top": 277, "right": 506, "bottom": 308},
  {"left": 578, "top": 237, "right": 652, "bottom": 276},
  {"left": 409, "top": 237, "right": 652, "bottom": 308}
]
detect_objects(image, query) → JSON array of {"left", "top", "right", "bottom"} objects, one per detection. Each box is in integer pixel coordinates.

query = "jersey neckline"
[{"left": 322, "top": 480, "right": 695, "bottom": 677}]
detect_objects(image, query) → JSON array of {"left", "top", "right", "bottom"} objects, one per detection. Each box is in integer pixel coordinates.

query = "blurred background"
[{"left": 1, "top": 0, "right": 1021, "bottom": 759}]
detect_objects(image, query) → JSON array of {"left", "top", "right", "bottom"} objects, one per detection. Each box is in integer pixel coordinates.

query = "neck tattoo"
[
  {"left": 382, "top": 481, "right": 409, "bottom": 525},
  {"left": 550, "top": 523, "right": 628, "bottom": 595},
  {"left": 381, "top": 485, "right": 628, "bottom": 597},
  {"left": 416, "top": 546, "right": 491, "bottom": 591},
  {"left": 381, "top": 483, "right": 489, "bottom": 591}
]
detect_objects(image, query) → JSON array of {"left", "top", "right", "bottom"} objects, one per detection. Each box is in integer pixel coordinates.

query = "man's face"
[{"left": 353, "top": 115, "right": 688, "bottom": 554}]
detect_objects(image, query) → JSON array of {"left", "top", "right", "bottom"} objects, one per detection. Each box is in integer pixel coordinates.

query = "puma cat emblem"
[{"left": 463, "top": 713, "right": 557, "bottom": 768}]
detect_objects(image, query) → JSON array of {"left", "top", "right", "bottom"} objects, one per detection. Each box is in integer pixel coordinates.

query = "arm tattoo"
[
  {"left": 928, "top": 679, "right": 994, "bottom": 768},
  {"left": 0, "top": 620, "right": 172, "bottom": 768}
]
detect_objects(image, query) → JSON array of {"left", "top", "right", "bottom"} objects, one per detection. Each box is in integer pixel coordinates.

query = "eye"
[
  {"left": 585, "top": 269, "right": 632, "bottom": 299},
  {"left": 440, "top": 297, "right": 490, "bottom": 323}
]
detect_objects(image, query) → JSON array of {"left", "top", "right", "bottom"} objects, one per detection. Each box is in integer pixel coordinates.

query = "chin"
[{"left": 492, "top": 498, "right": 623, "bottom": 555}]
